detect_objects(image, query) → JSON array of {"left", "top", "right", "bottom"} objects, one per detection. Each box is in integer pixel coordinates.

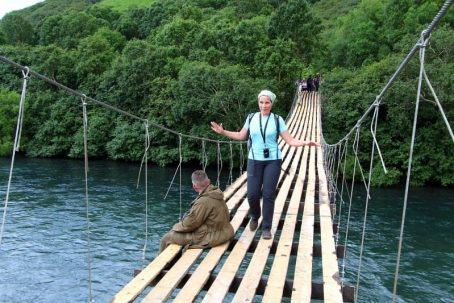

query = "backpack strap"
[
  {"left": 247, "top": 112, "right": 280, "bottom": 144},
  {"left": 247, "top": 112, "right": 256, "bottom": 149},
  {"left": 274, "top": 113, "right": 280, "bottom": 142}
]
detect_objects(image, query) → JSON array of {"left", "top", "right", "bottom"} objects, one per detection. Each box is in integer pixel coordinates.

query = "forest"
[{"left": 0, "top": 0, "right": 453, "bottom": 186}]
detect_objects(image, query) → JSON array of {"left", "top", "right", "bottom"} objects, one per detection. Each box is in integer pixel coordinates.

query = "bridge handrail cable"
[
  {"left": 323, "top": 0, "right": 454, "bottom": 148},
  {"left": 0, "top": 55, "right": 241, "bottom": 145}
]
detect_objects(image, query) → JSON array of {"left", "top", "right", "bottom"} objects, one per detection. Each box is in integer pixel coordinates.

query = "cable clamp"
[
  {"left": 418, "top": 30, "right": 430, "bottom": 47},
  {"left": 22, "top": 66, "right": 30, "bottom": 79},
  {"left": 81, "top": 94, "right": 87, "bottom": 106}
]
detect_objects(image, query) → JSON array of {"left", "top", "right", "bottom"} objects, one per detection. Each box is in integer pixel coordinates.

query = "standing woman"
[{"left": 210, "top": 90, "right": 318, "bottom": 239}]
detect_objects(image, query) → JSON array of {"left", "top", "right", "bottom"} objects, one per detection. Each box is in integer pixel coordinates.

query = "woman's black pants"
[{"left": 247, "top": 159, "right": 281, "bottom": 231}]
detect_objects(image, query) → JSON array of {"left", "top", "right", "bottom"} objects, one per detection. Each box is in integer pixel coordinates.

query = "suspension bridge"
[
  {"left": 111, "top": 91, "right": 352, "bottom": 303},
  {"left": 1, "top": 0, "right": 454, "bottom": 302}
]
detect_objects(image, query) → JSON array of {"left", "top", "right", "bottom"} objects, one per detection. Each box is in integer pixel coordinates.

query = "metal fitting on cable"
[
  {"left": 81, "top": 94, "right": 87, "bottom": 105},
  {"left": 22, "top": 66, "right": 30, "bottom": 79},
  {"left": 372, "top": 97, "right": 380, "bottom": 107},
  {"left": 418, "top": 30, "right": 430, "bottom": 48}
]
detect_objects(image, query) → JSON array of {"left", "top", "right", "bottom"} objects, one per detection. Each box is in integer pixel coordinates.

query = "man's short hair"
[{"left": 191, "top": 170, "right": 210, "bottom": 187}]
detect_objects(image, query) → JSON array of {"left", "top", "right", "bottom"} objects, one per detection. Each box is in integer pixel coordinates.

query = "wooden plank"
[
  {"left": 112, "top": 91, "right": 334, "bottom": 303},
  {"left": 230, "top": 95, "right": 309, "bottom": 303},
  {"left": 316, "top": 91, "right": 343, "bottom": 302},
  {"left": 280, "top": 94, "right": 306, "bottom": 159},
  {"left": 226, "top": 182, "right": 247, "bottom": 210},
  {"left": 262, "top": 93, "right": 313, "bottom": 302},
  {"left": 144, "top": 97, "right": 305, "bottom": 303},
  {"left": 224, "top": 173, "right": 246, "bottom": 201},
  {"left": 172, "top": 194, "right": 249, "bottom": 303},
  {"left": 291, "top": 92, "right": 317, "bottom": 303},
  {"left": 142, "top": 185, "right": 248, "bottom": 303},
  {"left": 141, "top": 248, "right": 203, "bottom": 303},
  {"left": 200, "top": 214, "right": 263, "bottom": 302},
  {"left": 111, "top": 244, "right": 181, "bottom": 303}
]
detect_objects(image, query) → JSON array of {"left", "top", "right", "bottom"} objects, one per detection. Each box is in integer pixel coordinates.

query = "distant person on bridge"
[
  {"left": 210, "top": 90, "right": 319, "bottom": 240},
  {"left": 159, "top": 170, "right": 234, "bottom": 253}
]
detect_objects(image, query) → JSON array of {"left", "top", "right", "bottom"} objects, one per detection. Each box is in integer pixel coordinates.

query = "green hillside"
[
  {"left": 96, "top": 0, "right": 155, "bottom": 11},
  {"left": 0, "top": 0, "right": 452, "bottom": 186},
  {"left": 312, "top": 0, "right": 360, "bottom": 27}
]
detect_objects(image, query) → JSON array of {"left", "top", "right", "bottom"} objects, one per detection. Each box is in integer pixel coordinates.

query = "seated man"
[{"left": 159, "top": 170, "right": 234, "bottom": 253}]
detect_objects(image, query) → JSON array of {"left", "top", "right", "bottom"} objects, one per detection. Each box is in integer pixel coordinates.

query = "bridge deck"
[{"left": 111, "top": 92, "right": 353, "bottom": 303}]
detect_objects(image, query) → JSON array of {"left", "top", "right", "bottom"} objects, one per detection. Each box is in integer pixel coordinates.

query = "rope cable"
[
  {"left": 323, "top": 0, "right": 453, "bottom": 147},
  {"left": 136, "top": 120, "right": 150, "bottom": 188},
  {"left": 201, "top": 140, "right": 208, "bottom": 171},
  {"left": 391, "top": 32, "right": 427, "bottom": 303},
  {"left": 334, "top": 143, "right": 344, "bottom": 195},
  {"left": 0, "top": 55, "right": 238, "bottom": 145},
  {"left": 422, "top": 66, "right": 454, "bottom": 143},
  {"left": 139, "top": 122, "right": 151, "bottom": 262},
  {"left": 327, "top": 146, "right": 336, "bottom": 201},
  {"left": 179, "top": 136, "right": 183, "bottom": 220},
  {"left": 163, "top": 136, "right": 183, "bottom": 219},
  {"left": 341, "top": 129, "right": 360, "bottom": 284},
  {"left": 0, "top": 4, "right": 452, "bottom": 301},
  {"left": 355, "top": 105, "right": 380, "bottom": 300},
  {"left": 0, "top": 68, "right": 30, "bottom": 245},
  {"left": 351, "top": 126, "right": 372, "bottom": 200},
  {"left": 331, "top": 145, "right": 339, "bottom": 201},
  {"left": 15, "top": 68, "right": 30, "bottom": 151},
  {"left": 228, "top": 142, "right": 234, "bottom": 185},
  {"left": 216, "top": 142, "right": 222, "bottom": 187},
  {"left": 370, "top": 101, "right": 388, "bottom": 174},
  {"left": 164, "top": 162, "right": 181, "bottom": 201},
  {"left": 335, "top": 140, "right": 348, "bottom": 246},
  {"left": 81, "top": 95, "right": 94, "bottom": 303},
  {"left": 239, "top": 143, "right": 245, "bottom": 175}
]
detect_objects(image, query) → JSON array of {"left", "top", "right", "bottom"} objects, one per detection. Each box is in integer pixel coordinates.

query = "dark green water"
[{"left": 0, "top": 157, "right": 452, "bottom": 303}]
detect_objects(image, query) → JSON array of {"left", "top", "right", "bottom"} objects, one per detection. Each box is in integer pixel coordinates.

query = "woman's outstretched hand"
[
  {"left": 305, "top": 140, "right": 320, "bottom": 147},
  {"left": 210, "top": 121, "right": 224, "bottom": 135}
]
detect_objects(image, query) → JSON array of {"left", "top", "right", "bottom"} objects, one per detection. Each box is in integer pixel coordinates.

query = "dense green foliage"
[
  {"left": 317, "top": 0, "right": 454, "bottom": 186},
  {"left": 96, "top": 0, "right": 154, "bottom": 11},
  {"left": 0, "top": 89, "right": 19, "bottom": 155},
  {"left": 0, "top": 0, "right": 453, "bottom": 186}
]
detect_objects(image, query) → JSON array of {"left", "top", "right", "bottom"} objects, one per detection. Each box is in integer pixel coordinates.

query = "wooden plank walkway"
[{"left": 111, "top": 91, "right": 354, "bottom": 303}]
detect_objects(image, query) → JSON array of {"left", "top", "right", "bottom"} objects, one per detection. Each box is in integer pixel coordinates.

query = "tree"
[
  {"left": 0, "top": 89, "right": 19, "bottom": 156},
  {"left": 0, "top": 14, "right": 35, "bottom": 45},
  {"left": 229, "top": 0, "right": 273, "bottom": 19},
  {"left": 114, "top": 7, "right": 149, "bottom": 40},
  {"left": 106, "top": 119, "right": 146, "bottom": 161},
  {"left": 152, "top": 17, "right": 202, "bottom": 56},
  {"left": 98, "top": 40, "right": 181, "bottom": 113},
  {"left": 202, "top": 8, "right": 238, "bottom": 57},
  {"left": 172, "top": 62, "right": 265, "bottom": 133},
  {"left": 75, "top": 34, "right": 116, "bottom": 81},
  {"left": 86, "top": 5, "right": 121, "bottom": 25},
  {"left": 31, "top": 45, "right": 78, "bottom": 87},
  {"left": 27, "top": 96, "right": 81, "bottom": 157},
  {"left": 37, "top": 11, "right": 107, "bottom": 48},
  {"left": 228, "top": 16, "right": 269, "bottom": 65},
  {"left": 253, "top": 38, "right": 303, "bottom": 109},
  {"left": 69, "top": 110, "right": 114, "bottom": 158},
  {"left": 268, "top": 0, "right": 321, "bottom": 60}
]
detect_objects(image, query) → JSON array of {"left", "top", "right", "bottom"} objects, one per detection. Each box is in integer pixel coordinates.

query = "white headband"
[{"left": 258, "top": 90, "right": 276, "bottom": 103}]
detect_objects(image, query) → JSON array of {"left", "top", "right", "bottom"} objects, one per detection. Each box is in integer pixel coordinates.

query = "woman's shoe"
[
  {"left": 249, "top": 218, "right": 258, "bottom": 231},
  {"left": 262, "top": 229, "right": 272, "bottom": 239}
]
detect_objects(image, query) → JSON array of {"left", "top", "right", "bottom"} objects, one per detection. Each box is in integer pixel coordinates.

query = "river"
[{"left": 0, "top": 157, "right": 452, "bottom": 303}]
